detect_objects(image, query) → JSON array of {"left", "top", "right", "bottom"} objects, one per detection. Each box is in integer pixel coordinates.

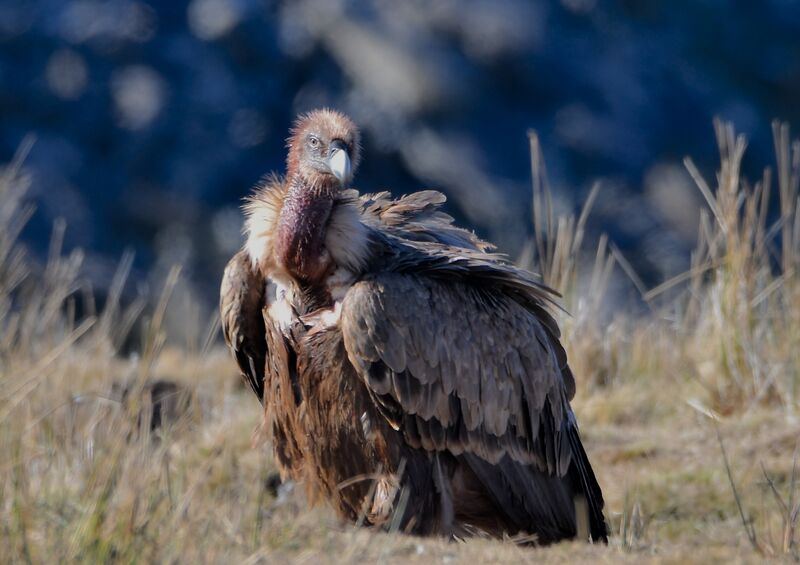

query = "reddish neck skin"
[{"left": 275, "top": 173, "right": 337, "bottom": 284}]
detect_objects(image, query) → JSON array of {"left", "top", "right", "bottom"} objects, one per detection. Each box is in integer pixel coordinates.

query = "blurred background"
[{"left": 1, "top": 0, "right": 799, "bottom": 329}]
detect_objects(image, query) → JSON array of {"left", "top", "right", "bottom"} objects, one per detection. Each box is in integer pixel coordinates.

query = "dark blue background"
[{"left": 2, "top": 0, "right": 799, "bottom": 311}]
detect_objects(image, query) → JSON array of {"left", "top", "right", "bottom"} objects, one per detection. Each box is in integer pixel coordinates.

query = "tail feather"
[
  {"left": 565, "top": 422, "right": 608, "bottom": 542},
  {"left": 462, "top": 419, "right": 607, "bottom": 544}
]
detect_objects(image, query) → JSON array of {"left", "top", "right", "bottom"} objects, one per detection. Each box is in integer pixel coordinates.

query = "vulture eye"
[{"left": 308, "top": 136, "right": 320, "bottom": 148}]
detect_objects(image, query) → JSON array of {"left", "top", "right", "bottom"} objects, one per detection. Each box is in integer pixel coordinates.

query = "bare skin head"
[
  {"left": 276, "top": 110, "right": 361, "bottom": 284},
  {"left": 286, "top": 109, "right": 361, "bottom": 193}
]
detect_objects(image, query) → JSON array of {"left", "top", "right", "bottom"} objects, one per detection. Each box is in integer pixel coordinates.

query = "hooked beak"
[{"left": 327, "top": 139, "right": 352, "bottom": 185}]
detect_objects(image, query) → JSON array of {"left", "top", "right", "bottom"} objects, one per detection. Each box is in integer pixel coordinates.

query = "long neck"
[{"left": 275, "top": 174, "right": 336, "bottom": 284}]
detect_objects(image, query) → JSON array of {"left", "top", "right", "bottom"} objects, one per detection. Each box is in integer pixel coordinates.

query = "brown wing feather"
[
  {"left": 340, "top": 272, "right": 574, "bottom": 475},
  {"left": 220, "top": 249, "right": 267, "bottom": 401},
  {"left": 355, "top": 189, "right": 495, "bottom": 251}
]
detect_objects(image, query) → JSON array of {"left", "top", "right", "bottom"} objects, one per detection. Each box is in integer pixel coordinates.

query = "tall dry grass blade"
[
  {"left": 96, "top": 250, "right": 135, "bottom": 346},
  {"left": 684, "top": 156, "right": 726, "bottom": 233},
  {"left": 715, "top": 421, "right": 760, "bottom": 552},
  {"left": 644, "top": 261, "right": 717, "bottom": 302},
  {"left": 0, "top": 316, "right": 95, "bottom": 422},
  {"left": 773, "top": 122, "right": 799, "bottom": 273},
  {"left": 574, "top": 183, "right": 601, "bottom": 252},
  {"left": 609, "top": 242, "right": 647, "bottom": 298},
  {"left": 0, "top": 134, "right": 36, "bottom": 184},
  {"left": 200, "top": 312, "right": 220, "bottom": 359},
  {"left": 139, "top": 265, "right": 182, "bottom": 376},
  {"left": 528, "top": 130, "right": 556, "bottom": 284}
]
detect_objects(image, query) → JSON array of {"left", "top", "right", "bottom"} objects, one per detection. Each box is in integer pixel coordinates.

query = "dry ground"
[
  {"left": 2, "top": 121, "right": 800, "bottom": 563},
  {"left": 3, "top": 347, "right": 790, "bottom": 564}
]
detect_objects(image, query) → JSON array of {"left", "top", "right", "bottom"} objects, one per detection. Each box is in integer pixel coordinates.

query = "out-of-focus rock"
[{"left": 112, "top": 378, "right": 196, "bottom": 436}]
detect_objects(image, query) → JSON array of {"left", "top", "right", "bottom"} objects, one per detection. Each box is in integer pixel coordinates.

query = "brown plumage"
[{"left": 220, "top": 109, "right": 607, "bottom": 543}]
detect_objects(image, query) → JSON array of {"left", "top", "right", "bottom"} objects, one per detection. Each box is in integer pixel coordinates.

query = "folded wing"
[
  {"left": 220, "top": 250, "right": 267, "bottom": 401},
  {"left": 340, "top": 272, "right": 574, "bottom": 475}
]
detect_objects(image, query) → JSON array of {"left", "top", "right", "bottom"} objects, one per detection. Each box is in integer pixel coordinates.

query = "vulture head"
[
  {"left": 245, "top": 109, "right": 364, "bottom": 285},
  {"left": 287, "top": 109, "right": 361, "bottom": 191}
]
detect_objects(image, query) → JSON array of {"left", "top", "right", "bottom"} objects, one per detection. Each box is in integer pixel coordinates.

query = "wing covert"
[{"left": 340, "top": 273, "right": 576, "bottom": 475}]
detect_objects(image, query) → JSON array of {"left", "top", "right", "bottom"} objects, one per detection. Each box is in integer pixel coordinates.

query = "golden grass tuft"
[{"left": 2, "top": 121, "right": 800, "bottom": 562}]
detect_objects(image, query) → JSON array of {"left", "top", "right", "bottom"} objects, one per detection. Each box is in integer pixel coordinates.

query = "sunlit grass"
[{"left": 1, "top": 121, "right": 799, "bottom": 562}]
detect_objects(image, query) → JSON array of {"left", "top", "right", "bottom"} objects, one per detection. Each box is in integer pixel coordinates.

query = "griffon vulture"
[{"left": 220, "top": 109, "right": 607, "bottom": 543}]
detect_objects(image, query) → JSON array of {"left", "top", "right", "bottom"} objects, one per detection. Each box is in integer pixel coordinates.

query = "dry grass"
[{"left": 2, "top": 121, "right": 800, "bottom": 563}]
